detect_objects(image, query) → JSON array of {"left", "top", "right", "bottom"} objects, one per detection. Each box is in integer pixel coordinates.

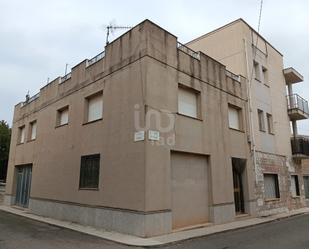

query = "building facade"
[
  {"left": 4, "top": 19, "right": 309, "bottom": 237},
  {"left": 187, "top": 18, "right": 309, "bottom": 215}
]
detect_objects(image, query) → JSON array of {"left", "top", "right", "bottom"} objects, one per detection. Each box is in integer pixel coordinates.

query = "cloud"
[{"left": 0, "top": 0, "right": 308, "bottom": 135}]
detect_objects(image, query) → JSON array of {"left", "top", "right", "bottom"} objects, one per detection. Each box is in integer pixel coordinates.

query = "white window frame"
[
  {"left": 254, "top": 61, "right": 261, "bottom": 81},
  {"left": 291, "top": 175, "right": 300, "bottom": 197},
  {"left": 228, "top": 105, "right": 242, "bottom": 130},
  {"left": 86, "top": 92, "right": 103, "bottom": 123},
  {"left": 57, "top": 106, "right": 69, "bottom": 126},
  {"left": 19, "top": 126, "right": 25, "bottom": 144},
  {"left": 29, "top": 121, "right": 37, "bottom": 140},
  {"left": 267, "top": 113, "right": 274, "bottom": 134},
  {"left": 178, "top": 86, "right": 199, "bottom": 119}
]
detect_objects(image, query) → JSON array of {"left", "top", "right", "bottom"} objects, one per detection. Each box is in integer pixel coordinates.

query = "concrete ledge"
[{"left": 0, "top": 204, "right": 308, "bottom": 247}]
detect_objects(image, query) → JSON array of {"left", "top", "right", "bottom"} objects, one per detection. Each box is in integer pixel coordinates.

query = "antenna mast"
[{"left": 106, "top": 25, "right": 132, "bottom": 46}]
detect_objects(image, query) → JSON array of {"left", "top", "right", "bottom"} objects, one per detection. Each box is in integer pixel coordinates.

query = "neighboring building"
[
  {"left": 187, "top": 18, "right": 309, "bottom": 215},
  {"left": 4, "top": 19, "right": 309, "bottom": 237}
]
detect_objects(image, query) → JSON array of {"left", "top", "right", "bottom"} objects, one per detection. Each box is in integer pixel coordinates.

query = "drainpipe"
[{"left": 243, "top": 38, "right": 258, "bottom": 183}]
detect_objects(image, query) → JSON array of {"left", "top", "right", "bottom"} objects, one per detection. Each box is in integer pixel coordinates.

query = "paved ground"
[{"left": 0, "top": 210, "right": 309, "bottom": 249}]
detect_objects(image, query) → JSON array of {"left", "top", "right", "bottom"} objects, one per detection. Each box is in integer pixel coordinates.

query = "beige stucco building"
[
  {"left": 187, "top": 18, "right": 309, "bottom": 215},
  {"left": 4, "top": 19, "right": 309, "bottom": 237}
]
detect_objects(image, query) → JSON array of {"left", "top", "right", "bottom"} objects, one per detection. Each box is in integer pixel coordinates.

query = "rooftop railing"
[
  {"left": 86, "top": 51, "right": 105, "bottom": 67},
  {"left": 21, "top": 92, "right": 40, "bottom": 107},
  {"left": 60, "top": 72, "right": 72, "bottom": 83},
  {"left": 177, "top": 42, "right": 200, "bottom": 60},
  {"left": 226, "top": 70, "right": 240, "bottom": 82},
  {"left": 287, "top": 94, "right": 309, "bottom": 115},
  {"left": 291, "top": 136, "right": 309, "bottom": 157}
]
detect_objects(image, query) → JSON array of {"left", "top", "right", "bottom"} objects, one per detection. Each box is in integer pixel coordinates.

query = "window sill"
[
  {"left": 27, "top": 139, "right": 36, "bottom": 143},
  {"left": 268, "top": 132, "right": 275, "bottom": 135},
  {"left": 79, "top": 188, "right": 99, "bottom": 191},
  {"left": 292, "top": 196, "right": 301, "bottom": 199},
  {"left": 177, "top": 113, "right": 203, "bottom": 121},
  {"left": 264, "top": 83, "right": 270, "bottom": 88},
  {"left": 16, "top": 142, "right": 25, "bottom": 146},
  {"left": 255, "top": 78, "right": 261, "bottom": 83},
  {"left": 259, "top": 129, "right": 266, "bottom": 133},
  {"left": 55, "top": 123, "right": 68, "bottom": 129},
  {"left": 229, "top": 127, "right": 245, "bottom": 133},
  {"left": 83, "top": 118, "right": 103, "bottom": 126},
  {"left": 264, "top": 198, "right": 280, "bottom": 202}
]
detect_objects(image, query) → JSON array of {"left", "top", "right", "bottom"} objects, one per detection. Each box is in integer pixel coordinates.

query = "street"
[{"left": 0, "top": 210, "right": 309, "bottom": 249}]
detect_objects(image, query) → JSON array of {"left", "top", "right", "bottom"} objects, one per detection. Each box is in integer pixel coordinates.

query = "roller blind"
[
  {"left": 30, "top": 121, "right": 37, "bottom": 140},
  {"left": 20, "top": 127, "right": 25, "bottom": 143},
  {"left": 59, "top": 108, "right": 69, "bottom": 125},
  {"left": 264, "top": 174, "right": 279, "bottom": 199},
  {"left": 178, "top": 88, "right": 197, "bottom": 118},
  {"left": 88, "top": 94, "right": 103, "bottom": 122},
  {"left": 228, "top": 106, "right": 240, "bottom": 130}
]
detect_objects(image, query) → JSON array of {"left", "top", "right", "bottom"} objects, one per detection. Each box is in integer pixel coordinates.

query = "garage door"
[{"left": 171, "top": 152, "right": 209, "bottom": 229}]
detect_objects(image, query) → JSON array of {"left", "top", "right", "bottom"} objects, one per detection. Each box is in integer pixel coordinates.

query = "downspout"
[{"left": 243, "top": 38, "right": 258, "bottom": 184}]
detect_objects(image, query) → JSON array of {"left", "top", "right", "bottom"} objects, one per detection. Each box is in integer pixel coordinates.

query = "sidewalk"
[{"left": 0, "top": 204, "right": 308, "bottom": 247}]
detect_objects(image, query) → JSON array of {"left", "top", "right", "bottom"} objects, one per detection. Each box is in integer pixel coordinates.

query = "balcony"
[
  {"left": 291, "top": 136, "right": 309, "bottom": 158},
  {"left": 287, "top": 94, "right": 309, "bottom": 120},
  {"left": 284, "top": 67, "right": 304, "bottom": 84}
]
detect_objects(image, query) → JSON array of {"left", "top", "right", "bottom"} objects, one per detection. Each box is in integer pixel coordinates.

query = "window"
[
  {"left": 178, "top": 87, "right": 199, "bottom": 118},
  {"left": 254, "top": 61, "right": 260, "bottom": 81},
  {"left": 262, "top": 66, "right": 268, "bottom": 85},
  {"left": 267, "top": 113, "right": 274, "bottom": 134},
  {"left": 264, "top": 174, "right": 280, "bottom": 199},
  {"left": 228, "top": 105, "right": 242, "bottom": 130},
  {"left": 57, "top": 106, "right": 69, "bottom": 126},
  {"left": 29, "top": 121, "right": 37, "bottom": 140},
  {"left": 304, "top": 176, "right": 309, "bottom": 199},
  {"left": 258, "top": 109, "right": 265, "bottom": 132},
  {"left": 86, "top": 92, "right": 103, "bottom": 122},
  {"left": 79, "top": 154, "right": 100, "bottom": 189},
  {"left": 291, "top": 175, "right": 300, "bottom": 197},
  {"left": 18, "top": 126, "right": 25, "bottom": 144}
]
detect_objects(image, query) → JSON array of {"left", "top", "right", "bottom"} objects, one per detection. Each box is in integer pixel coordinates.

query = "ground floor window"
[
  {"left": 79, "top": 154, "right": 100, "bottom": 189},
  {"left": 304, "top": 176, "right": 309, "bottom": 199},
  {"left": 291, "top": 175, "right": 300, "bottom": 197},
  {"left": 264, "top": 174, "right": 280, "bottom": 199}
]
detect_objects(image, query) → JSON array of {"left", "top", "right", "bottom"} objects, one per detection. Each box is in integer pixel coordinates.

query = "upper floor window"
[
  {"left": 258, "top": 109, "right": 265, "bottom": 132},
  {"left": 86, "top": 92, "right": 103, "bottom": 123},
  {"left": 57, "top": 106, "right": 69, "bottom": 126},
  {"left": 228, "top": 105, "right": 242, "bottom": 131},
  {"left": 266, "top": 113, "right": 274, "bottom": 134},
  {"left": 18, "top": 126, "right": 25, "bottom": 144},
  {"left": 178, "top": 86, "right": 199, "bottom": 119},
  {"left": 79, "top": 154, "right": 100, "bottom": 189},
  {"left": 262, "top": 66, "right": 268, "bottom": 85},
  {"left": 254, "top": 61, "right": 260, "bottom": 81},
  {"left": 29, "top": 120, "right": 37, "bottom": 140}
]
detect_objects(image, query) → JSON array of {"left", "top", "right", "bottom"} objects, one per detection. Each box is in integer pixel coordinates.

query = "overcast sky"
[{"left": 1, "top": 0, "right": 308, "bottom": 134}]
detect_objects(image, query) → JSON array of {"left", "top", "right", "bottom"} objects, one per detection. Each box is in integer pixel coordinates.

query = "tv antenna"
[{"left": 105, "top": 24, "right": 132, "bottom": 46}]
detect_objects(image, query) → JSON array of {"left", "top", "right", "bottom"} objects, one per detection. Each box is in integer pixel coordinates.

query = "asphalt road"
[{"left": 0, "top": 210, "right": 309, "bottom": 249}]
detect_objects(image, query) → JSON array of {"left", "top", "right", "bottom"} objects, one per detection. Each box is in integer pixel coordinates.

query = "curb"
[{"left": 0, "top": 205, "right": 308, "bottom": 247}]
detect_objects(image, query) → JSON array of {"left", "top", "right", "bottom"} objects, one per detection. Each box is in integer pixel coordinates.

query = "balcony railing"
[
  {"left": 86, "top": 51, "right": 105, "bottom": 67},
  {"left": 60, "top": 72, "right": 72, "bottom": 83},
  {"left": 177, "top": 42, "right": 200, "bottom": 60},
  {"left": 291, "top": 136, "right": 309, "bottom": 157},
  {"left": 287, "top": 94, "right": 309, "bottom": 120}
]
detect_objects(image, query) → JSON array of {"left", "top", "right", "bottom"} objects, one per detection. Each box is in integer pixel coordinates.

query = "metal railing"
[
  {"left": 226, "top": 70, "right": 240, "bottom": 82},
  {"left": 177, "top": 42, "right": 200, "bottom": 60},
  {"left": 291, "top": 136, "right": 309, "bottom": 156},
  {"left": 86, "top": 51, "right": 105, "bottom": 67},
  {"left": 21, "top": 92, "right": 40, "bottom": 107},
  {"left": 60, "top": 72, "right": 72, "bottom": 83},
  {"left": 287, "top": 94, "right": 309, "bottom": 115}
]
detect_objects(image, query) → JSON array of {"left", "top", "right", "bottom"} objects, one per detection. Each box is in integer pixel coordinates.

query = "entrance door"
[
  {"left": 232, "top": 158, "right": 245, "bottom": 214},
  {"left": 15, "top": 165, "right": 32, "bottom": 208},
  {"left": 171, "top": 152, "right": 209, "bottom": 229}
]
